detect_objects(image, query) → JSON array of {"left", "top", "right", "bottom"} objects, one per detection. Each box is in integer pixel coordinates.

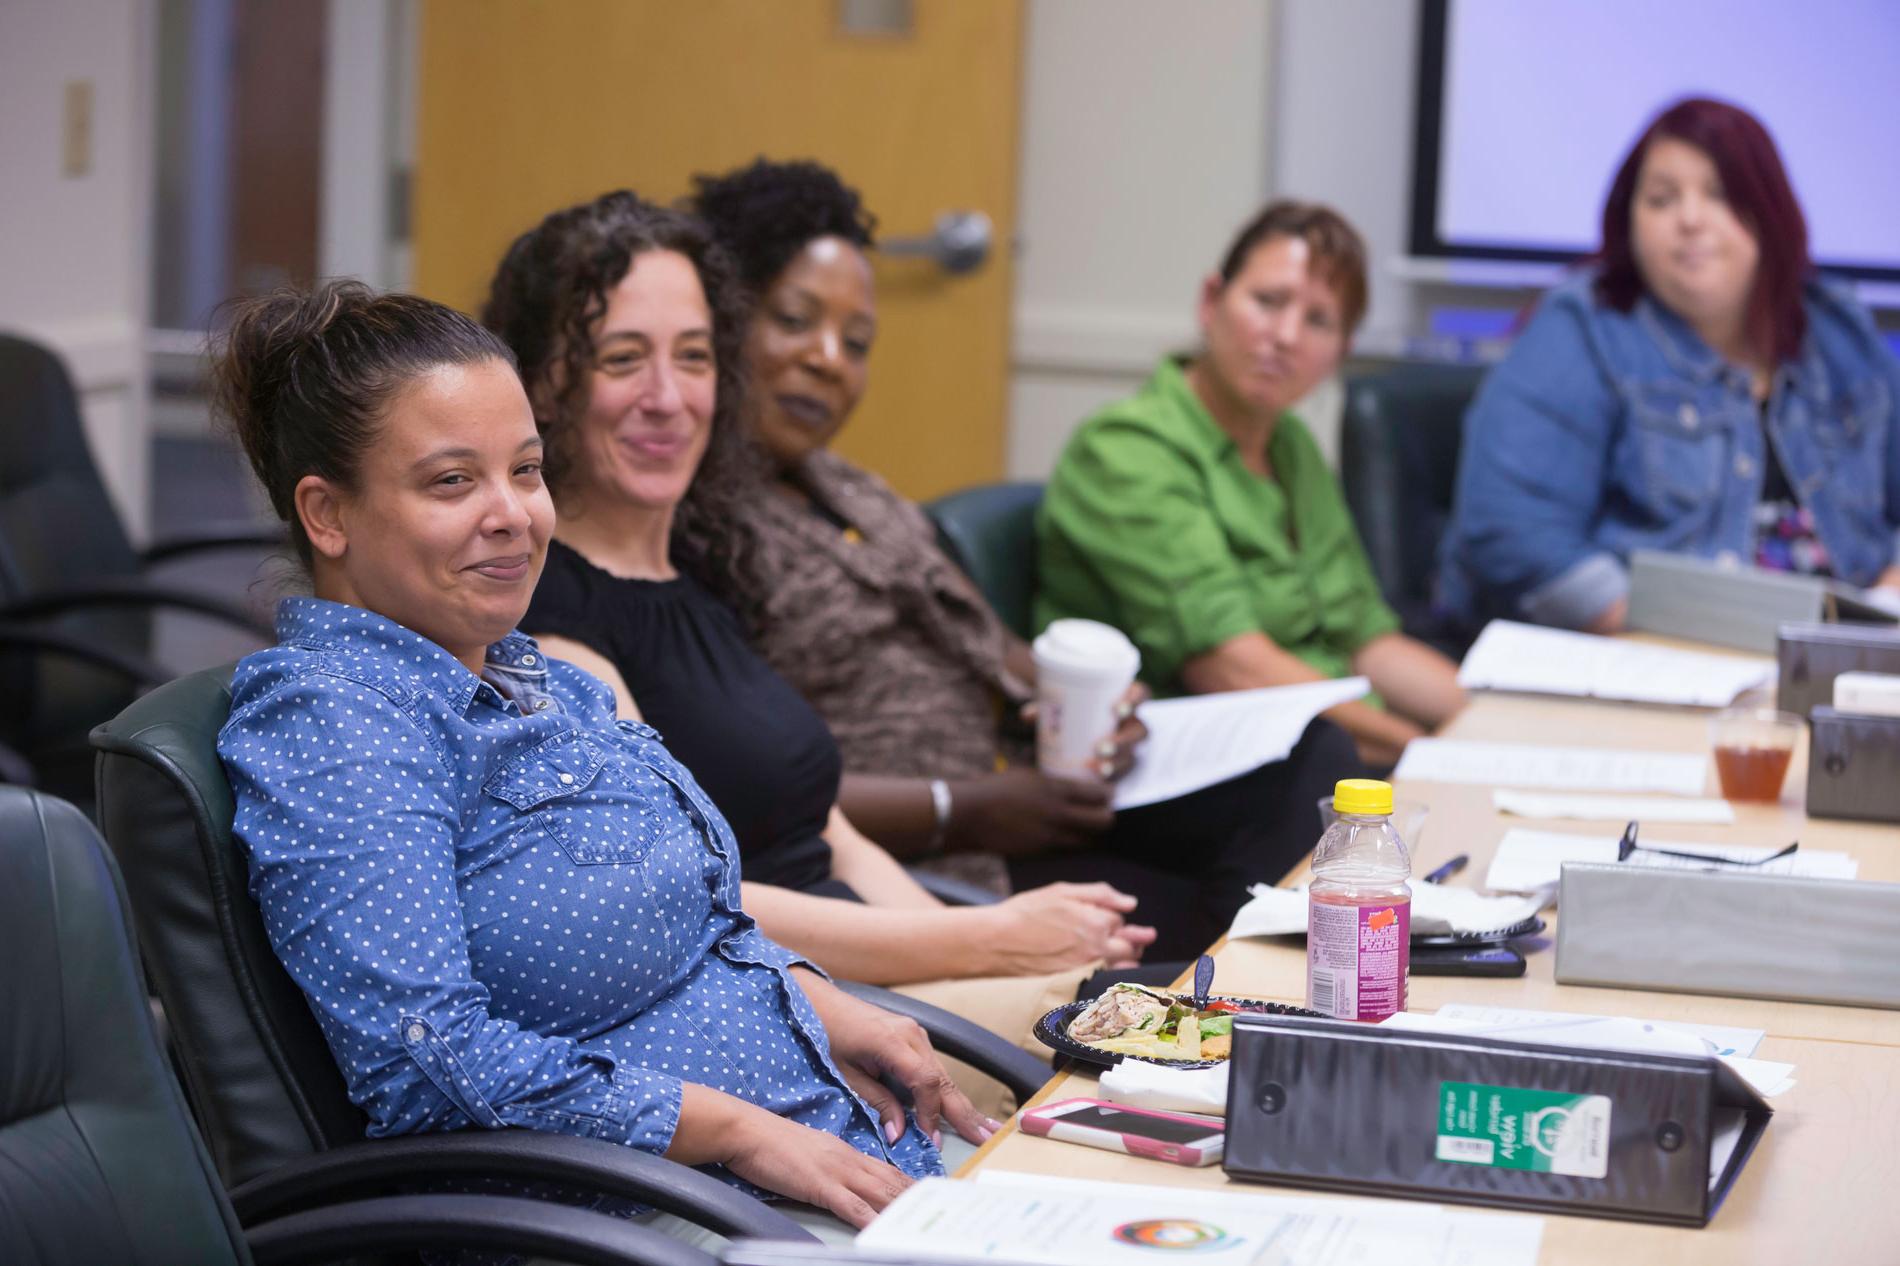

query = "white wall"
[
  {"left": 1007, "top": 0, "right": 1431, "bottom": 478},
  {"left": 1007, "top": 0, "right": 1276, "bottom": 479},
  {"left": 1271, "top": 0, "right": 1422, "bottom": 351},
  {"left": 321, "top": 0, "right": 412, "bottom": 289},
  {"left": 0, "top": 1, "right": 153, "bottom": 537}
]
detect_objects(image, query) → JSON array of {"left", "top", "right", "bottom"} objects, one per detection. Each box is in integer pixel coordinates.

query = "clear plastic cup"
[{"left": 1709, "top": 707, "right": 1803, "bottom": 802}]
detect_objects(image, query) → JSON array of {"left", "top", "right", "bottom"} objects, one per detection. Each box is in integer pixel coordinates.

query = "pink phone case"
[{"left": 1020, "top": 1097, "right": 1224, "bottom": 1167}]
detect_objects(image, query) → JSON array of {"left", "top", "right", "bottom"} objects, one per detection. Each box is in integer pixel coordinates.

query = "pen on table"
[{"left": 1423, "top": 854, "right": 1469, "bottom": 885}]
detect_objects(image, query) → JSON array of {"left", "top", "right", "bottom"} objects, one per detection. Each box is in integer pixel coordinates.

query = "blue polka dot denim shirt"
[{"left": 218, "top": 596, "right": 941, "bottom": 1185}]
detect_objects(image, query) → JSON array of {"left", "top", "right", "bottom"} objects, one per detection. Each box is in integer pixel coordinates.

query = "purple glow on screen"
[{"left": 1437, "top": 0, "right": 1900, "bottom": 268}]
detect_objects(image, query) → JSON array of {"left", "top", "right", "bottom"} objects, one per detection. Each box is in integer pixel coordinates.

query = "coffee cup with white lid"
[{"left": 1032, "top": 619, "right": 1140, "bottom": 779}]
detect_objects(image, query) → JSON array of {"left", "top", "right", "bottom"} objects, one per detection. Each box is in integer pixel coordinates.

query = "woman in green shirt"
[{"left": 1038, "top": 202, "right": 1464, "bottom": 767}]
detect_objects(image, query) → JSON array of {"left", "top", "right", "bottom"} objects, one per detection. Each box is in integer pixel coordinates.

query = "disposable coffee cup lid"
[{"left": 1033, "top": 619, "right": 1140, "bottom": 679}]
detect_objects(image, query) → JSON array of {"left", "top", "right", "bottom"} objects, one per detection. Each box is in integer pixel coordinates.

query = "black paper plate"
[
  {"left": 1411, "top": 915, "right": 1546, "bottom": 947},
  {"left": 1035, "top": 993, "right": 1326, "bottom": 1070}
]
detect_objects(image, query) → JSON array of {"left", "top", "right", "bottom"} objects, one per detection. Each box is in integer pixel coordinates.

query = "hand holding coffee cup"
[{"left": 1032, "top": 619, "right": 1142, "bottom": 780}]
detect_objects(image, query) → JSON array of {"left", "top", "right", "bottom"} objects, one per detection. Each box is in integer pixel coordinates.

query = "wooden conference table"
[{"left": 958, "top": 676, "right": 1900, "bottom": 1264}]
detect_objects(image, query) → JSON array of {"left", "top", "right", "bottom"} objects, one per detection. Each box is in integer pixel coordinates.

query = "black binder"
[{"left": 1222, "top": 1014, "right": 1772, "bottom": 1227}]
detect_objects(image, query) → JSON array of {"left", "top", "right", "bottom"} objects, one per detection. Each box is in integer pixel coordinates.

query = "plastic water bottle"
[{"left": 1307, "top": 778, "right": 1411, "bottom": 1022}]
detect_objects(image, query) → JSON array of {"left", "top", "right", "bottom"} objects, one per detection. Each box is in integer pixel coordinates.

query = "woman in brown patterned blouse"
[{"left": 690, "top": 160, "right": 1364, "bottom": 959}]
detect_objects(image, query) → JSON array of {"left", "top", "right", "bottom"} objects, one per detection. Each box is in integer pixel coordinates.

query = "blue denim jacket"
[
  {"left": 218, "top": 597, "right": 940, "bottom": 1183},
  {"left": 1439, "top": 273, "right": 1900, "bottom": 627}
]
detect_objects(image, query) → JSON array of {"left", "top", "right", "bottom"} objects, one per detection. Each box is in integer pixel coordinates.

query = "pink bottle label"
[{"left": 1307, "top": 896, "right": 1410, "bottom": 1021}]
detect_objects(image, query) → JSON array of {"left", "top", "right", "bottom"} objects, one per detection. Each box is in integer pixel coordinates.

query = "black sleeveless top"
[{"left": 524, "top": 539, "right": 840, "bottom": 892}]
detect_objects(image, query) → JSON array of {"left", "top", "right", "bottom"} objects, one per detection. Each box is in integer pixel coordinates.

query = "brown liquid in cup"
[{"left": 1714, "top": 745, "right": 1794, "bottom": 802}]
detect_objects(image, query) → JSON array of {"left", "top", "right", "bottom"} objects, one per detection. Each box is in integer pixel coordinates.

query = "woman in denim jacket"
[{"left": 1441, "top": 97, "right": 1900, "bottom": 632}]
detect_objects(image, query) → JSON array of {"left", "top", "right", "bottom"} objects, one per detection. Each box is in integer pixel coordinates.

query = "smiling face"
[
  {"left": 1631, "top": 136, "right": 1761, "bottom": 339},
  {"left": 299, "top": 357, "right": 553, "bottom": 670},
  {"left": 744, "top": 235, "right": 877, "bottom": 469},
  {"left": 563, "top": 249, "right": 719, "bottom": 516},
  {"left": 1196, "top": 233, "right": 1348, "bottom": 421}
]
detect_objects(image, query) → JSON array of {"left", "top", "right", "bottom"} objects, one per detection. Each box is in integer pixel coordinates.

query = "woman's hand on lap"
[
  {"left": 791, "top": 968, "right": 1000, "bottom": 1151},
  {"left": 679, "top": 1086, "right": 916, "bottom": 1229}
]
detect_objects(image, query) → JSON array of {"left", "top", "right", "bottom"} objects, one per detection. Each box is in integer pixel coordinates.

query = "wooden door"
[{"left": 413, "top": 0, "right": 1022, "bottom": 500}]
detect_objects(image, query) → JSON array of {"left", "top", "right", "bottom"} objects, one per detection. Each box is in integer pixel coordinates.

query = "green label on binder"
[{"left": 1436, "top": 1081, "right": 1611, "bottom": 1178}]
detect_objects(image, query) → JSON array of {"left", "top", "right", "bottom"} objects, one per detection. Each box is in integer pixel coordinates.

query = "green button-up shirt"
[{"left": 1035, "top": 356, "right": 1399, "bottom": 695}]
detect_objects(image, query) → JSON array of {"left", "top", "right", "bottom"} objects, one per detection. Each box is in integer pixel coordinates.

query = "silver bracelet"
[{"left": 928, "top": 778, "right": 954, "bottom": 851}]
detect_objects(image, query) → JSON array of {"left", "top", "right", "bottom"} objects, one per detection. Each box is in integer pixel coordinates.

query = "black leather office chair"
[
  {"left": 1338, "top": 362, "right": 1489, "bottom": 657},
  {"left": 924, "top": 482, "right": 1045, "bottom": 640},
  {"left": 0, "top": 784, "right": 721, "bottom": 1266},
  {"left": 0, "top": 332, "right": 279, "bottom": 809},
  {"left": 89, "top": 665, "right": 1045, "bottom": 1242}
]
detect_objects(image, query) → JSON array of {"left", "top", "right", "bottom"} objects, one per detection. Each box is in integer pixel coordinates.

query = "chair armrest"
[
  {"left": 834, "top": 980, "right": 1052, "bottom": 1104},
  {"left": 245, "top": 1192, "right": 719, "bottom": 1266},
  {"left": 0, "top": 738, "right": 35, "bottom": 786},
  {"left": 141, "top": 522, "right": 286, "bottom": 564},
  {"left": 227, "top": 1129, "right": 816, "bottom": 1243},
  {"left": 3, "top": 576, "right": 274, "bottom": 639},
  {"left": 905, "top": 867, "right": 1002, "bottom": 907},
  {"left": 0, "top": 619, "right": 172, "bottom": 687}
]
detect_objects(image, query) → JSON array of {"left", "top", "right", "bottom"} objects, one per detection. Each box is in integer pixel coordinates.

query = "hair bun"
[{"left": 209, "top": 279, "right": 513, "bottom": 565}]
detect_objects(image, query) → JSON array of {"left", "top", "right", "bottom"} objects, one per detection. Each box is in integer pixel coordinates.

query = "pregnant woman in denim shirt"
[
  {"left": 212, "top": 281, "right": 990, "bottom": 1230},
  {"left": 1441, "top": 97, "right": 1900, "bottom": 632}
]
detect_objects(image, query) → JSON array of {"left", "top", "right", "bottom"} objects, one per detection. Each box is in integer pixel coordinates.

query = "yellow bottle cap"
[{"left": 1332, "top": 778, "right": 1393, "bottom": 816}]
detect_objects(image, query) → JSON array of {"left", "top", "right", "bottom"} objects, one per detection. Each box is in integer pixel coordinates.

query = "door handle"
[{"left": 881, "top": 211, "right": 991, "bottom": 275}]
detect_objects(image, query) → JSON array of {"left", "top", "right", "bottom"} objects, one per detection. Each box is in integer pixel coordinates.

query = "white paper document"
[
  {"left": 1394, "top": 738, "right": 1709, "bottom": 796},
  {"left": 857, "top": 1172, "right": 1544, "bottom": 1266},
  {"left": 1484, "top": 828, "right": 1859, "bottom": 893},
  {"left": 1492, "top": 789, "right": 1736, "bottom": 823},
  {"left": 1457, "top": 620, "right": 1774, "bottom": 707},
  {"left": 1112, "top": 677, "right": 1369, "bottom": 810},
  {"left": 1228, "top": 882, "right": 1548, "bottom": 939},
  {"left": 1390, "top": 1007, "right": 1793, "bottom": 1098},
  {"left": 1432, "top": 1004, "right": 1765, "bottom": 1059}
]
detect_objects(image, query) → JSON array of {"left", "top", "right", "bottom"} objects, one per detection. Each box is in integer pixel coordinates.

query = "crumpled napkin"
[
  {"left": 1227, "top": 882, "right": 1548, "bottom": 940},
  {"left": 1098, "top": 1058, "right": 1231, "bottom": 1116}
]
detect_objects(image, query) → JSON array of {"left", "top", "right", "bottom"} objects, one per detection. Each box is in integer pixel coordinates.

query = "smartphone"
[
  {"left": 1410, "top": 944, "right": 1526, "bottom": 977},
  {"left": 1019, "top": 1098, "right": 1224, "bottom": 1166}
]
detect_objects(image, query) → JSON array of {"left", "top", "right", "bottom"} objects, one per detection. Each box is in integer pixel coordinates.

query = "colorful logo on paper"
[{"left": 1111, "top": 1219, "right": 1233, "bottom": 1251}]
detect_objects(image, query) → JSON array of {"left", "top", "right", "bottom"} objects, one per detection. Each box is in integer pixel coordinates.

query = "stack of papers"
[
  {"left": 1458, "top": 620, "right": 1774, "bottom": 707},
  {"left": 1491, "top": 789, "right": 1735, "bottom": 823},
  {"left": 1394, "top": 738, "right": 1709, "bottom": 795},
  {"left": 1484, "top": 828, "right": 1859, "bottom": 892},
  {"left": 1384, "top": 1005, "right": 1797, "bottom": 1099},
  {"left": 1432, "top": 1004, "right": 1764, "bottom": 1058},
  {"left": 1228, "top": 882, "right": 1547, "bottom": 939},
  {"left": 1113, "top": 677, "right": 1369, "bottom": 810},
  {"left": 857, "top": 1172, "right": 1545, "bottom": 1266}
]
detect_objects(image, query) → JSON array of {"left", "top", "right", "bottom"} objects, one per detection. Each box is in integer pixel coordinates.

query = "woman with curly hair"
[
  {"left": 688, "top": 159, "right": 1365, "bottom": 961},
  {"left": 484, "top": 191, "right": 1167, "bottom": 1062}
]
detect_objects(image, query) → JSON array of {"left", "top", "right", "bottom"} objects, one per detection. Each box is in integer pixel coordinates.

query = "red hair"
[{"left": 1594, "top": 97, "right": 1811, "bottom": 365}]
